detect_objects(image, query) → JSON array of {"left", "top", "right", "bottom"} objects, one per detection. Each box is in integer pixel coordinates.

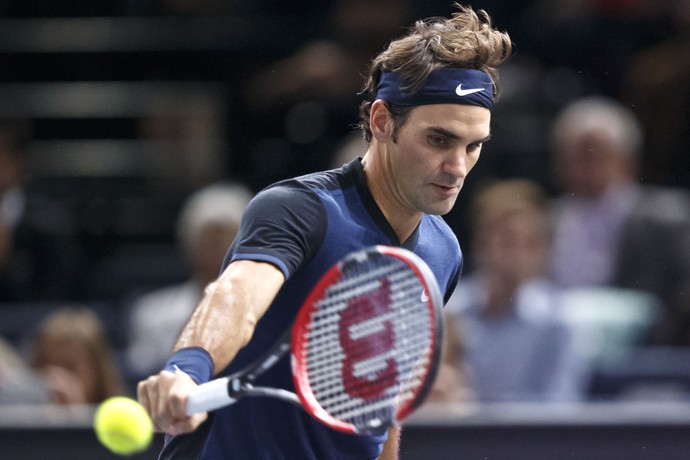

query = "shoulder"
[
  {"left": 252, "top": 178, "right": 319, "bottom": 204},
  {"left": 419, "top": 215, "right": 462, "bottom": 270},
  {"left": 445, "top": 274, "right": 481, "bottom": 315},
  {"left": 250, "top": 168, "right": 349, "bottom": 210},
  {"left": 634, "top": 186, "right": 690, "bottom": 223},
  {"left": 515, "top": 279, "right": 565, "bottom": 322},
  {"left": 417, "top": 214, "right": 462, "bottom": 302},
  {"left": 422, "top": 215, "right": 460, "bottom": 251},
  {"left": 271, "top": 168, "right": 347, "bottom": 193},
  {"left": 130, "top": 282, "right": 200, "bottom": 319},
  {"left": 245, "top": 178, "right": 327, "bottom": 224},
  {"left": 229, "top": 171, "right": 351, "bottom": 279}
]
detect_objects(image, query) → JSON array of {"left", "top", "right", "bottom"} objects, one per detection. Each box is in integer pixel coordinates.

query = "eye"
[
  {"left": 467, "top": 142, "right": 483, "bottom": 154},
  {"left": 428, "top": 134, "right": 448, "bottom": 146}
]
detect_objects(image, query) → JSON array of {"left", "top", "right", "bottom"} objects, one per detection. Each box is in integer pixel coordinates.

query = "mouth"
[{"left": 431, "top": 183, "right": 460, "bottom": 196}]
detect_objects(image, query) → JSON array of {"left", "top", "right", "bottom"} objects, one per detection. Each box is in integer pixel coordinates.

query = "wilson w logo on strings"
[{"left": 339, "top": 278, "right": 397, "bottom": 401}]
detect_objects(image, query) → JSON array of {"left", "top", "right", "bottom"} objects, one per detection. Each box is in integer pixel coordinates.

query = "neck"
[
  {"left": 482, "top": 275, "right": 521, "bottom": 317},
  {"left": 361, "top": 150, "right": 422, "bottom": 244}
]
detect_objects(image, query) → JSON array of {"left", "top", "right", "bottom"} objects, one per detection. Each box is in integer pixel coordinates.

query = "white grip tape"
[{"left": 186, "top": 377, "right": 234, "bottom": 416}]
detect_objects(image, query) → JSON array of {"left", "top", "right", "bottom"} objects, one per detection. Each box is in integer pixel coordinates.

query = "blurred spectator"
[
  {"left": 425, "top": 308, "right": 475, "bottom": 404},
  {"left": 28, "top": 307, "right": 125, "bottom": 405},
  {"left": 521, "top": 0, "right": 674, "bottom": 96},
  {"left": 125, "top": 182, "right": 253, "bottom": 380},
  {"left": 437, "top": 179, "right": 588, "bottom": 403},
  {"left": 241, "top": 0, "right": 414, "bottom": 186},
  {"left": 330, "top": 131, "right": 367, "bottom": 169},
  {"left": 0, "top": 119, "right": 84, "bottom": 302},
  {"left": 0, "top": 336, "right": 50, "bottom": 404},
  {"left": 621, "top": 1, "right": 690, "bottom": 187},
  {"left": 549, "top": 96, "right": 690, "bottom": 346}
]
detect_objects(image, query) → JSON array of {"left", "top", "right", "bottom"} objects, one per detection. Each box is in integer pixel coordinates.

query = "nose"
[{"left": 442, "top": 148, "right": 469, "bottom": 180}]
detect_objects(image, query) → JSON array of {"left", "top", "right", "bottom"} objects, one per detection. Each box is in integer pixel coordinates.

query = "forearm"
[
  {"left": 174, "top": 280, "right": 251, "bottom": 373},
  {"left": 174, "top": 260, "right": 285, "bottom": 375},
  {"left": 139, "top": 259, "right": 284, "bottom": 435},
  {"left": 378, "top": 425, "right": 400, "bottom": 460}
]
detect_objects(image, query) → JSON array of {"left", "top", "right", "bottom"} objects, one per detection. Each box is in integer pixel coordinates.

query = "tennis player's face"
[{"left": 388, "top": 103, "right": 491, "bottom": 216}]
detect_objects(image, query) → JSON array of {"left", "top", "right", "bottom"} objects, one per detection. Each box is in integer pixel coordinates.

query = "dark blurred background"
[
  {"left": 0, "top": 1, "right": 689, "bottom": 457},
  {"left": 2, "top": 0, "right": 688, "bottom": 302}
]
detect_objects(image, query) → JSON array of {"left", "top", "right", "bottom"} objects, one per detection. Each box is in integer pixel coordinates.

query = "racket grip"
[{"left": 186, "top": 377, "right": 235, "bottom": 416}]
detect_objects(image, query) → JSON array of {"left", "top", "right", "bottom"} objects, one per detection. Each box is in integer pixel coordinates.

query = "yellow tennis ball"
[{"left": 94, "top": 396, "right": 154, "bottom": 456}]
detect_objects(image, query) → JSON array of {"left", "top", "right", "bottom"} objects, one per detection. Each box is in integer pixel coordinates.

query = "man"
[
  {"left": 438, "top": 179, "right": 589, "bottom": 403},
  {"left": 137, "top": 5, "right": 512, "bottom": 459},
  {"left": 0, "top": 119, "right": 83, "bottom": 301},
  {"left": 549, "top": 96, "right": 690, "bottom": 346}
]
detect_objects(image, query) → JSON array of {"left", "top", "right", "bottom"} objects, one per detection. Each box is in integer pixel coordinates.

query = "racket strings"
[
  {"left": 305, "top": 299, "right": 431, "bottom": 382},
  {"left": 307, "top": 320, "right": 432, "bottom": 415},
  {"left": 300, "top": 257, "right": 435, "bottom": 430},
  {"left": 304, "top": 272, "right": 429, "bottom": 365},
  {"left": 305, "top": 274, "right": 425, "bottom": 350}
]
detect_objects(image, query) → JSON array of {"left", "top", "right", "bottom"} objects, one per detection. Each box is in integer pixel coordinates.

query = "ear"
[{"left": 370, "top": 100, "right": 392, "bottom": 141}]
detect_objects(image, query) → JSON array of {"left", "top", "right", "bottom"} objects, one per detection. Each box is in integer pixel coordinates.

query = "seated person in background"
[
  {"left": 435, "top": 179, "right": 589, "bottom": 403},
  {"left": 125, "top": 182, "right": 253, "bottom": 380},
  {"left": 549, "top": 96, "right": 690, "bottom": 346},
  {"left": 425, "top": 309, "right": 475, "bottom": 403},
  {"left": 29, "top": 307, "right": 125, "bottom": 404},
  {"left": 0, "top": 336, "right": 50, "bottom": 404},
  {"left": 0, "top": 118, "right": 84, "bottom": 302}
]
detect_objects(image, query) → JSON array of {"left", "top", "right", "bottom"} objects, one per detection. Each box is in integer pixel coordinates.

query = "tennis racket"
[{"left": 185, "top": 245, "right": 443, "bottom": 435}]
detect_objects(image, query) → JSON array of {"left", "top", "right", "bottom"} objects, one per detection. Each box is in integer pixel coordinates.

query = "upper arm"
[
  {"left": 178, "top": 182, "right": 325, "bottom": 373},
  {"left": 228, "top": 183, "right": 326, "bottom": 279},
  {"left": 218, "top": 259, "right": 285, "bottom": 327}
]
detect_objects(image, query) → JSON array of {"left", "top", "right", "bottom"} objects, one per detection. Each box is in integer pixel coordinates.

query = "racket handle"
[{"left": 186, "top": 377, "right": 235, "bottom": 416}]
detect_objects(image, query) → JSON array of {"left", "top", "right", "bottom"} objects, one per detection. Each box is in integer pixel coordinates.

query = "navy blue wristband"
[{"left": 163, "top": 347, "right": 214, "bottom": 384}]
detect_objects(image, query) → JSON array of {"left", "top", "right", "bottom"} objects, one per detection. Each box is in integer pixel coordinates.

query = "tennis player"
[{"left": 137, "top": 4, "right": 512, "bottom": 459}]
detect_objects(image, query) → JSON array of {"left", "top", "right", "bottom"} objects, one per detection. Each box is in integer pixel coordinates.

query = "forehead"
[
  {"left": 406, "top": 104, "right": 491, "bottom": 136},
  {"left": 557, "top": 130, "right": 622, "bottom": 159}
]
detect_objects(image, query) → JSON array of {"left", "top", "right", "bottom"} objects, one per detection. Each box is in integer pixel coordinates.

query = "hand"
[
  {"left": 39, "top": 366, "right": 88, "bottom": 404},
  {"left": 426, "top": 363, "right": 475, "bottom": 403},
  {"left": 137, "top": 370, "right": 208, "bottom": 435}
]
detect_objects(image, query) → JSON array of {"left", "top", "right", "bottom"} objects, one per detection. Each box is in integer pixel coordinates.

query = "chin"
[{"left": 423, "top": 204, "right": 454, "bottom": 216}]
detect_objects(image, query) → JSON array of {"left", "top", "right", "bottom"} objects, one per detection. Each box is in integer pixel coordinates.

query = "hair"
[
  {"left": 29, "top": 307, "right": 125, "bottom": 403},
  {"left": 469, "top": 178, "right": 553, "bottom": 280},
  {"left": 550, "top": 96, "right": 644, "bottom": 158},
  {"left": 176, "top": 181, "right": 253, "bottom": 251},
  {"left": 358, "top": 3, "right": 512, "bottom": 142},
  {"left": 471, "top": 178, "right": 551, "bottom": 239}
]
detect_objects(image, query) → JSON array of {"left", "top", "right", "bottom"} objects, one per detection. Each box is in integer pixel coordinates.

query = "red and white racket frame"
[{"left": 291, "top": 245, "right": 444, "bottom": 434}]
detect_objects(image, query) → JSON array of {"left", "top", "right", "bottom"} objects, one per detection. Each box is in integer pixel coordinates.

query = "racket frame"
[
  {"left": 186, "top": 245, "right": 444, "bottom": 434},
  {"left": 291, "top": 245, "right": 444, "bottom": 434}
]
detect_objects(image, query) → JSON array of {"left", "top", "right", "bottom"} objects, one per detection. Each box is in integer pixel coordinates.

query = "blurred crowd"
[{"left": 1, "top": 0, "right": 690, "bottom": 409}]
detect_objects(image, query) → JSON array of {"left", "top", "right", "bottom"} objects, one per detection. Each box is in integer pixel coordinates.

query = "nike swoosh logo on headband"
[{"left": 455, "top": 84, "right": 485, "bottom": 97}]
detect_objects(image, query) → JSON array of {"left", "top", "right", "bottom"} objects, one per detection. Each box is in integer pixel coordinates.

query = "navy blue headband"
[{"left": 376, "top": 68, "right": 494, "bottom": 110}]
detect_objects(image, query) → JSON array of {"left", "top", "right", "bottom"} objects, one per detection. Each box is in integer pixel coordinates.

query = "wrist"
[{"left": 163, "top": 347, "right": 214, "bottom": 384}]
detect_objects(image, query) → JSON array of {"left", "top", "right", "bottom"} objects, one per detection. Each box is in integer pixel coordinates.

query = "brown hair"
[
  {"left": 29, "top": 307, "right": 125, "bottom": 403},
  {"left": 470, "top": 178, "right": 549, "bottom": 226},
  {"left": 358, "top": 3, "right": 512, "bottom": 142},
  {"left": 471, "top": 178, "right": 552, "bottom": 241},
  {"left": 469, "top": 178, "right": 553, "bottom": 281}
]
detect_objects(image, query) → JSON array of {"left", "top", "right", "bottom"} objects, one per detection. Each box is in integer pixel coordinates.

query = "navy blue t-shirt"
[{"left": 160, "top": 158, "right": 462, "bottom": 459}]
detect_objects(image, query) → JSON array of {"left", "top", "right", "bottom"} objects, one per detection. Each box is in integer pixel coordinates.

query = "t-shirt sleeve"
[{"left": 225, "top": 183, "right": 326, "bottom": 279}]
